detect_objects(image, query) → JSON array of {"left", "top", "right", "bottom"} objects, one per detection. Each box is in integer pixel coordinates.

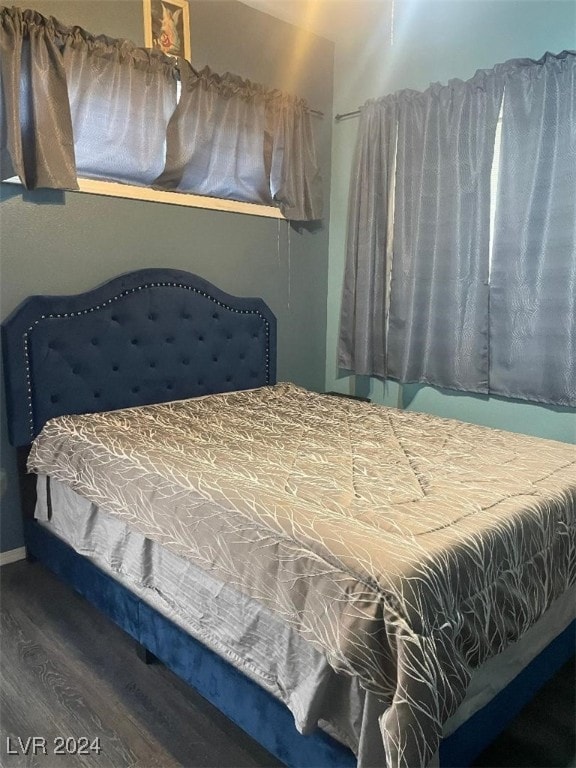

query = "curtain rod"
[{"left": 335, "top": 109, "right": 361, "bottom": 121}]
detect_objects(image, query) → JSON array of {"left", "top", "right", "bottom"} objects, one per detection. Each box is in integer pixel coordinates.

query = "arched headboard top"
[{"left": 2, "top": 268, "right": 277, "bottom": 447}]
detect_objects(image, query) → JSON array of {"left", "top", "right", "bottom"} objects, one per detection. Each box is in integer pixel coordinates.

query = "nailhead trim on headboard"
[{"left": 22, "top": 282, "right": 272, "bottom": 440}]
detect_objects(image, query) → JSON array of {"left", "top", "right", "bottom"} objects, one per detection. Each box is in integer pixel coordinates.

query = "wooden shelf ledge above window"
[{"left": 2, "top": 177, "right": 285, "bottom": 219}]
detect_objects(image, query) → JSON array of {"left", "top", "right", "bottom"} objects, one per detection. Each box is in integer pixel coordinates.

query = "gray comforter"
[{"left": 28, "top": 383, "right": 576, "bottom": 767}]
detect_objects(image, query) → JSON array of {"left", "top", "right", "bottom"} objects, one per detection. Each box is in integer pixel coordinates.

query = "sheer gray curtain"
[
  {"left": 0, "top": 7, "right": 77, "bottom": 189},
  {"left": 387, "top": 72, "right": 503, "bottom": 392},
  {"left": 490, "top": 52, "right": 576, "bottom": 407},
  {"left": 62, "top": 30, "right": 177, "bottom": 186},
  {"left": 156, "top": 65, "right": 274, "bottom": 204},
  {"left": 0, "top": 6, "right": 322, "bottom": 220},
  {"left": 155, "top": 63, "right": 322, "bottom": 220}
]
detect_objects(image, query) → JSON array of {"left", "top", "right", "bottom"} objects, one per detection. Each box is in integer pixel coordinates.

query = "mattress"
[{"left": 28, "top": 383, "right": 576, "bottom": 767}]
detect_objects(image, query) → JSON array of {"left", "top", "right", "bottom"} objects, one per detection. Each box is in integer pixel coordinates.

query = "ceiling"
[{"left": 239, "top": 0, "right": 389, "bottom": 45}]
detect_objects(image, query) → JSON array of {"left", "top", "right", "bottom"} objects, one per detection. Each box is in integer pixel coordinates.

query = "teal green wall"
[
  {"left": 326, "top": 0, "right": 576, "bottom": 444},
  {"left": 0, "top": 1, "right": 334, "bottom": 552}
]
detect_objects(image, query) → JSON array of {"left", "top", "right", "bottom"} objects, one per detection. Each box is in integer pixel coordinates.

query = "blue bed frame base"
[{"left": 25, "top": 520, "right": 575, "bottom": 768}]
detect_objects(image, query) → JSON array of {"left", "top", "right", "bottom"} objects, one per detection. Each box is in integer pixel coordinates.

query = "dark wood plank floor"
[
  {"left": 0, "top": 561, "right": 282, "bottom": 768},
  {"left": 1, "top": 560, "right": 574, "bottom": 768}
]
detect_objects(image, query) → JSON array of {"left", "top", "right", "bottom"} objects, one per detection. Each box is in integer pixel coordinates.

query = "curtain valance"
[
  {"left": 0, "top": 6, "right": 322, "bottom": 220},
  {"left": 62, "top": 30, "right": 177, "bottom": 187}
]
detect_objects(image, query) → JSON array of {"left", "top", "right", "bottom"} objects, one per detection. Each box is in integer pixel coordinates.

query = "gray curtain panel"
[
  {"left": 387, "top": 71, "right": 503, "bottom": 393},
  {"left": 267, "top": 94, "right": 323, "bottom": 221},
  {"left": 338, "top": 98, "right": 398, "bottom": 377},
  {"left": 155, "top": 65, "right": 272, "bottom": 204},
  {"left": 339, "top": 73, "right": 503, "bottom": 391},
  {"left": 62, "top": 31, "right": 177, "bottom": 186},
  {"left": 0, "top": 7, "right": 77, "bottom": 190},
  {"left": 490, "top": 51, "right": 576, "bottom": 407},
  {"left": 155, "top": 63, "right": 322, "bottom": 221}
]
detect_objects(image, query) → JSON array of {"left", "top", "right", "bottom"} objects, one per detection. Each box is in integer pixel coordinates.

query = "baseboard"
[{"left": 0, "top": 547, "right": 27, "bottom": 566}]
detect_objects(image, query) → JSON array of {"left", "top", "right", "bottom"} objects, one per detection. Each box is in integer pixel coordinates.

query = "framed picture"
[{"left": 143, "top": 0, "right": 191, "bottom": 61}]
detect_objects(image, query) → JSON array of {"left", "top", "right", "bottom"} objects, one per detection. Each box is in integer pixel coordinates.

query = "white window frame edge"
[{"left": 2, "top": 176, "right": 285, "bottom": 219}]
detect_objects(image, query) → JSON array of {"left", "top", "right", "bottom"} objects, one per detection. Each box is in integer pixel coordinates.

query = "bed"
[{"left": 2, "top": 268, "right": 575, "bottom": 768}]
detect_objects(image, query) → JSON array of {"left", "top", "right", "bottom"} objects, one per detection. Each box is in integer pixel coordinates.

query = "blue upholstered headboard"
[{"left": 2, "top": 269, "right": 277, "bottom": 448}]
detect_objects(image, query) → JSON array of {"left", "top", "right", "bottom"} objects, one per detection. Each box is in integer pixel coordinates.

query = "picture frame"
[{"left": 143, "top": 0, "right": 191, "bottom": 61}]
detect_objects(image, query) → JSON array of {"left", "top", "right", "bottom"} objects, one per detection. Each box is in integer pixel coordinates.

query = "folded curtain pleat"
[{"left": 0, "top": 7, "right": 77, "bottom": 190}]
